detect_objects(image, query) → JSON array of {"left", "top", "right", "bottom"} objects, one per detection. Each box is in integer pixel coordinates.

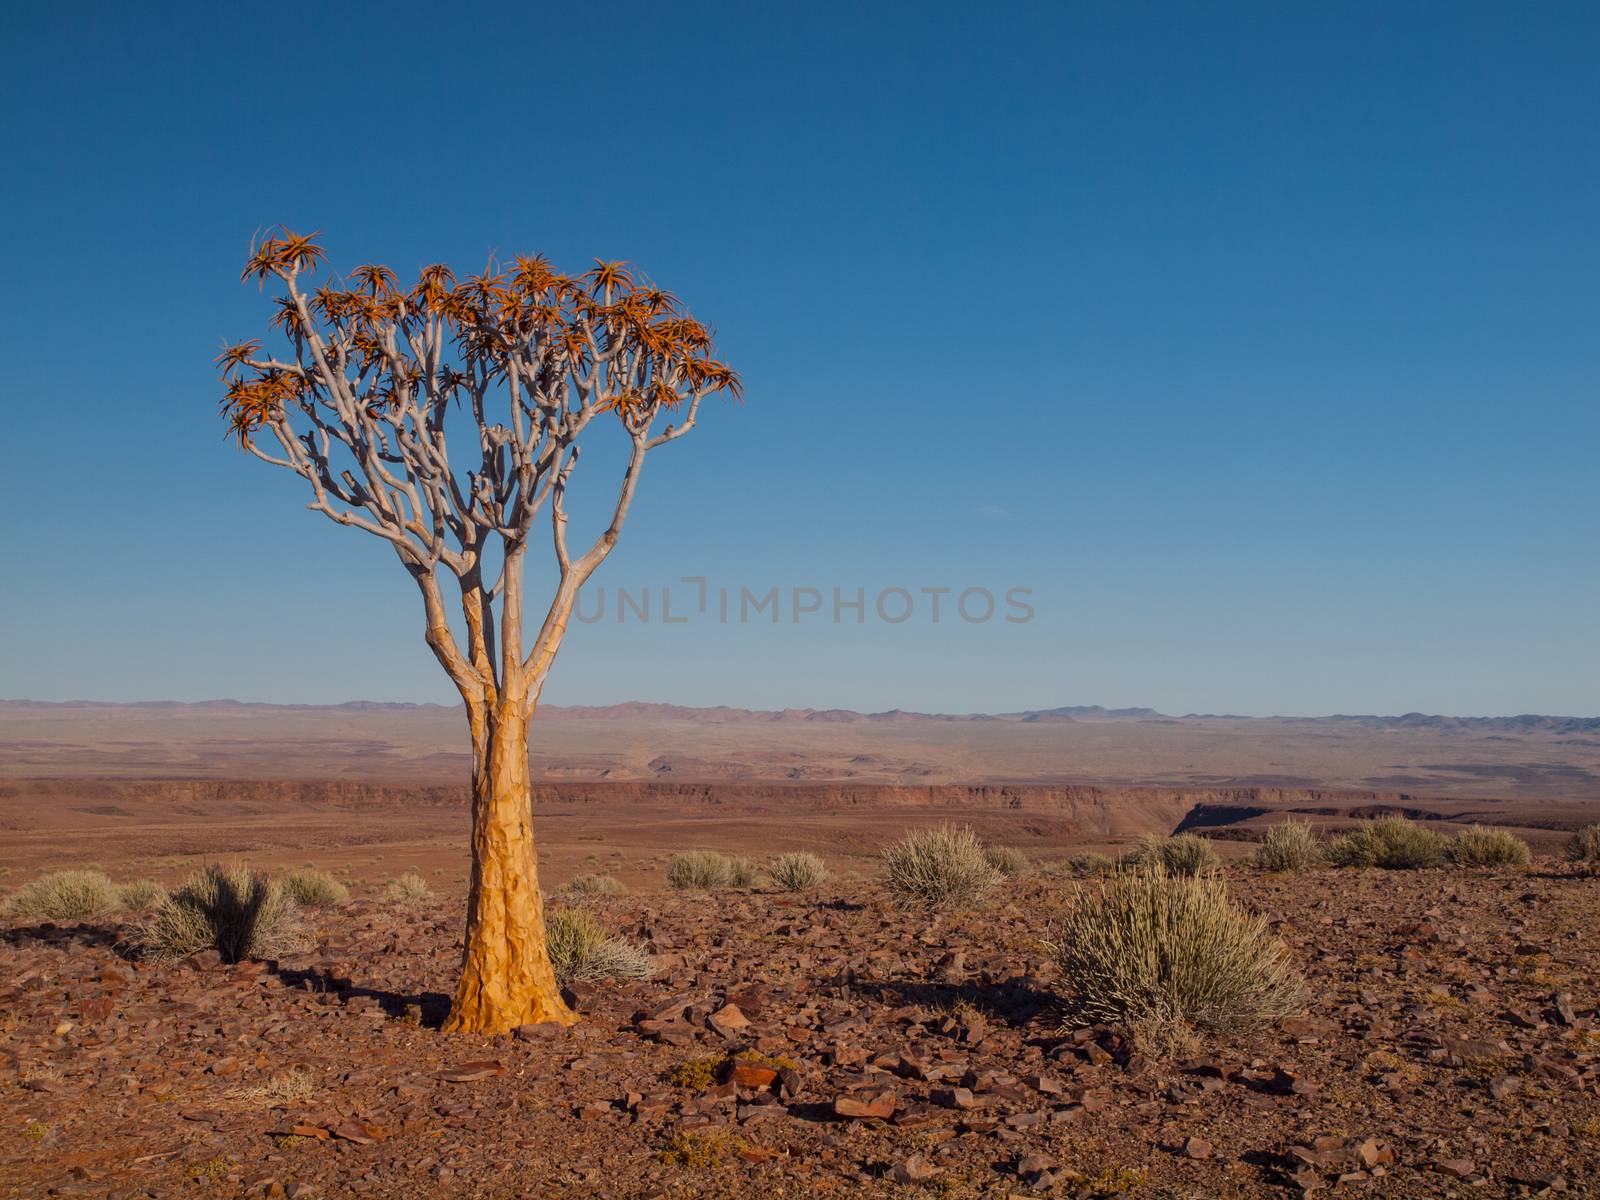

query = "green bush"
[
  {"left": 116, "top": 880, "right": 169, "bottom": 910},
  {"left": 281, "top": 868, "right": 350, "bottom": 907},
  {"left": 1127, "top": 833, "right": 1219, "bottom": 877},
  {"left": 1254, "top": 821, "right": 1323, "bottom": 872},
  {"left": 2, "top": 870, "right": 120, "bottom": 921},
  {"left": 882, "top": 824, "right": 999, "bottom": 910},
  {"left": 984, "top": 846, "right": 1031, "bottom": 877},
  {"left": 1447, "top": 825, "right": 1531, "bottom": 868},
  {"left": 1565, "top": 824, "right": 1600, "bottom": 866},
  {"left": 1048, "top": 865, "right": 1304, "bottom": 1033},
  {"left": 132, "top": 864, "right": 310, "bottom": 965},
  {"left": 544, "top": 907, "right": 655, "bottom": 986},
  {"left": 666, "top": 851, "right": 732, "bottom": 890},
  {"left": 769, "top": 851, "right": 830, "bottom": 891},
  {"left": 564, "top": 873, "right": 625, "bottom": 898},
  {"left": 1327, "top": 816, "right": 1447, "bottom": 869},
  {"left": 382, "top": 871, "right": 433, "bottom": 903},
  {"left": 727, "top": 856, "right": 759, "bottom": 888}
]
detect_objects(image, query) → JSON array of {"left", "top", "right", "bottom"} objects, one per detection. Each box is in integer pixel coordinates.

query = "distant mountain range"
[{"left": 3, "top": 697, "right": 1596, "bottom": 734}]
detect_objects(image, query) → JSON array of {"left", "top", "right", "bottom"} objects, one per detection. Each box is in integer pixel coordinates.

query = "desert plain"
[{"left": 3, "top": 699, "right": 1599, "bottom": 1198}]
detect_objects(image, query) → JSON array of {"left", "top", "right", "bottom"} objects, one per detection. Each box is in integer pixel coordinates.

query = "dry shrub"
[
  {"left": 382, "top": 871, "right": 433, "bottom": 903},
  {"left": 1447, "top": 825, "right": 1531, "bottom": 868},
  {"left": 133, "top": 864, "right": 310, "bottom": 965},
  {"left": 1565, "top": 824, "right": 1600, "bottom": 867},
  {"left": 228, "top": 1068, "right": 316, "bottom": 1108},
  {"left": 281, "top": 869, "right": 350, "bottom": 907},
  {"left": 984, "top": 846, "right": 1031, "bottom": 877},
  {"left": 544, "top": 907, "right": 655, "bottom": 986},
  {"left": 882, "top": 824, "right": 999, "bottom": 910},
  {"left": 564, "top": 873, "right": 626, "bottom": 898},
  {"left": 1060, "top": 852, "right": 1117, "bottom": 877},
  {"left": 1327, "top": 816, "right": 1447, "bottom": 869},
  {"left": 2, "top": 870, "right": 120, "bottom": 921},
  {"left": 1255, "top": 821, "right": 1323, "bottom": 872},
  {"left": 769, "top": 851, "right": 830, "bottom": 892},
  {"left": 1127, "top": 1011, "right": 1203, "bottom": 1059},
  {"left": 727, "top": 856, "right": 759, "bottom": 888},
  {"left": 1048, "top": 865, "right": 1304, "bottom": 1033},
  {"left": 116, "top": 880, "right": 168, "bottom": 910},
  {"left": 1127, "top": 833, "right": 1219, "bottom": 877},
  {"left": 666, "top": 851, "right": 732, "bottom": 890}
]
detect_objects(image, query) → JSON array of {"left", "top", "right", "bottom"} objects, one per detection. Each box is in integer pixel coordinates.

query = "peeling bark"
[{"left": 443, "top": 709, "right": 574, "bottom": 1033}]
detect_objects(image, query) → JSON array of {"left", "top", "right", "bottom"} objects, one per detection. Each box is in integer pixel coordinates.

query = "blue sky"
[{"left": 1, "top": 1, "right": 1596, "bottom": 716}]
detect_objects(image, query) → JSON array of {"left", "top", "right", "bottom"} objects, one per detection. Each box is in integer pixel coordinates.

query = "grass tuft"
[
  {"left": 768, "top": 851, "right": 830, "bottom": 892},
  {"left": 1254, "top": 820, "right": 1323, "bottom": 872},
  {"left": 1058, "top": 852, "right": 1117, "bottom": 877},
  {"left": 1327, "top": 816, "right": 1447, "bottom": 869},
  {"left": 564, "top": 873, "right": 626, "bottom": 898},
  {"left": 1446, "top": 825, "right": 1531, "bottom": 868},
  {"left": 1127, "top": 832, "right": 1219, "bottom": 876},
  {"left": 115, "top": 879, "right": 169, "bottom": 910},
  {"left": 132, "top": 863, "right": 310, "bottom": 964},
  {"left": 983, "top": 846, "right": 1031, "bottom": 877},
  {"left": 2, "top": 870, "right": 121, "bottom": 921},
  {"left": 1048, "top": 864, "right": 1305, "bottom": 1033},
  {"left": 382, "top": 871, "right": 433, "bottom": 903},
  {"left": 881, "top": 824, "right": 1000, "bottom": 910},
  {"left": 666, "top": 851, "right": 732, "bottom": 890},
  {"left": 280, "top": 868, "right": 350, "bottom": 907},
  {"left": 1565, "top": 824, "right": 1600, "bottom": 867},
  {"left": 544, "top": 907, "right": 655, "bottom": 986}
]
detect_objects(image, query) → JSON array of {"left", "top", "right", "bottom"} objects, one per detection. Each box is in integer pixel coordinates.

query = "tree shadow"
[
  {"left": 266, "top": 961, "right": 454, "bottom": 1029},
  {"left": 849, "top": 976, "right": 1058, "bottom": 1028},
  {"left": 1, "top": 922, "right": 124, "bottom": 952}
]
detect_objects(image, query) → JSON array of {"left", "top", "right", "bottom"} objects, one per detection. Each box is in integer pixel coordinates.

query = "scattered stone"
[
  {"left": 833, "top": 1090, "right": 896, "bottom": 1120},
  {"left": 707, "top": 1002, "right": 751, "bottom": 1038},
  {"left": 440, "top": 1060, "right": 506, "bottom": 1082},
  {"left": 512, "top": 1021, "right": 564, "bottom": 1041},
  {"left": 891, "top": 1154, "right": 941, "bottom": 1184}
]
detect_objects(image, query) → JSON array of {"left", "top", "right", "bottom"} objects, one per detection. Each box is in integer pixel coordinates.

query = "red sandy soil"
[
  {"left": 1, "top": 776, "right": 1595, "bottom": 899},
  {"left": 3, "top": 864, "right": 1598, "bottom": 1198}
]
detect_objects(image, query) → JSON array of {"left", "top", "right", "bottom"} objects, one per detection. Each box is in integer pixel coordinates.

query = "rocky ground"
[{"left": 3, "top": 865, "right": 1598, "bottom": 1199}]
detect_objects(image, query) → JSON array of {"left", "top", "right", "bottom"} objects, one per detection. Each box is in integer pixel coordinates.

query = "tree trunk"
[{"left": 442, "top": 707, "right": 575, "bottom": 1034}]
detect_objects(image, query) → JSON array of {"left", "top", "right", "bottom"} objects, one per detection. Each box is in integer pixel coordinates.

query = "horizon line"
[{"left": 3, "top": 697, "right": 1597, "bottom": 725}]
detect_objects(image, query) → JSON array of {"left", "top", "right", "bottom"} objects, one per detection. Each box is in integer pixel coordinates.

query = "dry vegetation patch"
[
  {"left": 1048, "top": 864, "right": 1305, "bottom": 1035},
  {"left": 281, "top": 868, "right": 350, "bottom": 907},
  {"left": 1327, "top": 816, "right": 1448, "bottom": 869},
  {"left": 882, "top": 823, "right": 1000, "bottom": 910},
  {"left": 544, "top": 907, "right": 655, "bottom": 986},
  {"left": 1127, "top": 832, "right": 1219, "bottom": 876},
  {"left": 983, "top": 845, "right": 1031, "bottom": 877},
  {"left": 382, "top": 871, "right": 433, "bottom": 903},
  {"left": 768, "top": 851, "right": 829, "bottom": 892},
  {"left": 3, "top": 869, "right": 121, "bottom": 920},
  {"left": 1254, "top": 820, "right": 1323, "bottom": 872},
  {"left": 564, "top": 872, "right": 626, "bottom": 898},
  {"left": 1567, "top": 823, "right": 1600, "bottom": 867},
  {"left": 131, "top": 863, "right": 310, "bottom": 964},
  {"left": 1446, "top": 825, "right": 1531, "bottom": 867},
  {"left": 666, "top": 851, "right": 734, "bottom": 890}
]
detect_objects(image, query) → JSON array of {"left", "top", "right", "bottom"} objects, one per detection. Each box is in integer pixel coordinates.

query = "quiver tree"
[{"left": 218, "top": 230, "right": 739, "bottom": 1033}]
